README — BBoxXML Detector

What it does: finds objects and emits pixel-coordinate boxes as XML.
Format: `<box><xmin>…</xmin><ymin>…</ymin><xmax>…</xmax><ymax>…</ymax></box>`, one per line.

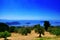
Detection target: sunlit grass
<box><xmin>35</xmin><ymin>36</ymin><xmax>60</xmax><ymax>40</ymax></box>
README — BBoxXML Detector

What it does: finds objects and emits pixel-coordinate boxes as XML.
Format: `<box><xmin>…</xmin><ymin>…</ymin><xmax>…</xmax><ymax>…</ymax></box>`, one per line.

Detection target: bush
<box><xmin>0</xmin><ymin>32</ymin><xmax>3</xmax><ymax>38</ymax></box>
<box><xmin>19</xmin><ymin>28</ymin><xmax>27</xmax><ymax>35</ymax></box>
<box><xmin>0</xmin><ymin>31</ymin><xmax>11</xmax><ymax>40</ymax></box>
<box><xmin>18</xmin><ymin>27</ymin><xmax>31</xmax><ymax>35</ymax></box>
<box><xmin>14</xmin><ymin>27</ymin><xmax>18</xmax><ymax>33</ymax></box>
<box><xmin>0</xmin><ymin>23</ymin><xmax>9</xmax><ymax>32</ymax></box>
<box><xmin>26</xmin><ymin>27</ymin><xmax>31</xmax><ymax>33</ymax></box>
<box><xmin>9</xmin><ymin>26</ymin><xmax>16</xmax><ymax>32</ymax></box>
<box><xmin>48</xmin><ymin>27</ymin><xmax>60</xmax><ymax>36</ymax></box>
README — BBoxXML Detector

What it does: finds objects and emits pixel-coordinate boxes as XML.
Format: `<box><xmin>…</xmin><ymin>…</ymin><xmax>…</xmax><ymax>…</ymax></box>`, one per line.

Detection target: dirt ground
<box><xmin>0</xmin><ymin>30</ymin><xmax>58</xmax><ymax>40</ymax></box>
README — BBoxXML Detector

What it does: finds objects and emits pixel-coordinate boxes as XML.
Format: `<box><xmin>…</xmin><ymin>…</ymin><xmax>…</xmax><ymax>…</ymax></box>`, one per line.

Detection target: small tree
<box><xmin>26</xmin><ymin>27</ymin><xmax>31</xmax><ymax>34</ymax></box>
<box><xmin>34</xmin><ymin>24</ymin><xmax>44</xmax><ymax>37</ymax></box>
<box><xmin>0</xmin><ymin>23</ymin><xmax>9</xmax><ymax>32</ymax></box>
<box><xmin>0</xmin><ymin>31</ymin><xmax>11</xmax><ymax>40</ymax></box>
<box><xmin>18</xmin><ymin>27</ymin><xmax>31</xmax><ymax>35</ymax></box>
<box><xmin>14</xmin><ymin>27</ymin><xmax>18</xmax><ymax>33</ymax></box>
<box><xmin>44</xmin><ymin>21</ymin><xmax>50</xmax><ymax>31</ymax></box>
<box><xmin>9</xmin><ymin>26</ymin><xmax>16</xmax><ymax>32</ymax></box>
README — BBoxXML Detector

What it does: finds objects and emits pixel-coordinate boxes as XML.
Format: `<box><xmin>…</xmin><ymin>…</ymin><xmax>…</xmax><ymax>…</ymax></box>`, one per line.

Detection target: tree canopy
<box><xmin>44</xmin><ymin>21</ymin><xmax>50</xmax><ymax>31</ymax></box>
<box><xmin>0</xmin><ymin>23</ymin><xmax>9</xmax><ymax>32</ymax></box>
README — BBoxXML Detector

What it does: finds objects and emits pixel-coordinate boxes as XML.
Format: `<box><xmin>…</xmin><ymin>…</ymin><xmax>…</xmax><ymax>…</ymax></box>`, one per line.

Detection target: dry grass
<box><xmin>0</xmin><ymin>30</ymin><xmax>60</xmax><ymax>40</ymax></box>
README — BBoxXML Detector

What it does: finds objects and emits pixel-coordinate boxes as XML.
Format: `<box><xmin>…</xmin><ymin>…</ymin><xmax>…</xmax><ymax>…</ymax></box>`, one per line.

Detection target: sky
<box><xmin>0</xmin><ymin>0</ymin><xmax>60</xmax><ymax>20</ymax></box>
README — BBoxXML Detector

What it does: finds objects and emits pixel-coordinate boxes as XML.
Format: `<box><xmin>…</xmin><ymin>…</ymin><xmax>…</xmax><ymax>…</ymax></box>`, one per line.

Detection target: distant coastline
<box><xmin>0</xmin><ymin>19</ymin><xmax>60</xmax><ymax>26</ymax></box>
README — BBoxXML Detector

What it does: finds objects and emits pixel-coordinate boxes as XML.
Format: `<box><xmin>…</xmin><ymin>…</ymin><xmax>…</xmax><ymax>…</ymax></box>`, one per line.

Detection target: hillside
<box><xmin>0</xmin><ymin>30</ymin><xmax>57</xmax><ymax>40</ymax></box>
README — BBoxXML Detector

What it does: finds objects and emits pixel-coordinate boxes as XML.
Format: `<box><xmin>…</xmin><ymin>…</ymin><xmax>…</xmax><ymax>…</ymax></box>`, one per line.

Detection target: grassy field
<box><xmin>35</xmin><ymin>36</ymin><xmax>60</xmax><ymax>40</ymax></box>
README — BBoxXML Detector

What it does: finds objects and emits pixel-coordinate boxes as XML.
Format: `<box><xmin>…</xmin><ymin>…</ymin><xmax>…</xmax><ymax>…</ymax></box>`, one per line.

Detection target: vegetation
<box><xmin>0</xmin><ymin>31</ymin><xmax>11</xmax><ymax>40</ymax></box>
<box><xmin>0</xmin><ymin>23</ymin><xmax>9</xmax><ymax>32</ymax></box>
<box><xmin>35</xmin><ymin>37</ymin><xmax>59</xmax><ymax>40</ymax></box>
<box><xmin>9</xmin><ymin>26</ymin><xmax>16</xmax><ymax>32</ymax></box>
<box><xmin>48</xmin><ymin>27</ymin><xmax>60</xmax><ymax>36</ymax></box>
<box><xmin>34</xmin><ymin>24</ymin><xmax>44</xmax><ymax>37</ymax></box>
<box><xmin>18</xmin><ymin>27</ymin><xmax>31</xmax><ymax>35</ymax></box>
<box><xmin>44</xmin><ymin>21</ymin><xmax>50</xmax><ymax>31</ymax></box>
<box><xmin>0</xmin><ymin>22</ymin><xmax>60</xmax><ymax>40</ymax></box>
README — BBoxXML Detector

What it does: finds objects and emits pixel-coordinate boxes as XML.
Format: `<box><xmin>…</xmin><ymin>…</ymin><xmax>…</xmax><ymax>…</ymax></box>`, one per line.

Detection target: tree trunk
<box><xmin>4</xmin><ymin>37</ymin><xmax>7</xmax><ymax>40</ymax></box>
<box><xmin>39</xmin><ymin>33</ymin><xmax>41</xmax><ymax>37</ymax></box>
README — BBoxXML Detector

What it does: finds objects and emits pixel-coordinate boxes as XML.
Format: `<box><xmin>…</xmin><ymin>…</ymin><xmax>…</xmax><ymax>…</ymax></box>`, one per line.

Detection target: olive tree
<box><xmin>34</xmin><ymin>24</ymin><xmax>44</xmax><ymax>37</ymax></box>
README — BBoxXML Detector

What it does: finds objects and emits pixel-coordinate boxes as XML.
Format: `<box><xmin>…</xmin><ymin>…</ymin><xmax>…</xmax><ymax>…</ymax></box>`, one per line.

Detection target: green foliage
<box><xmin>44</xmin><ymin>21</ymin><xmax>50</xmax><ymax>31</ymax></box>
<box><xmin>18</xmin><ymin>27</ymin><xmax>31</xmax><ymax>35</ymax></box>
<box><xmin>0</xmin><ymin>32</ymin><xmax>3</xmax><ymax>38</ymax></box>
<box><xmin>14</xmin><ymin>27</ymin><xmax>18</xmax><ymax>33</ymax></box>
<box><xmin>35</xmin><ymin>27</ymin><xmax>44</xmax><ymax>35</ymax></box>
<box><xmin>2</xmin><ymin>31</ymin><xmax>11</xmax><ymax>38</ymax></box>
<box><xmin>26</xmin><ymin>27</ymin><xmax>31</xmax><ymax>33</ymax></box>
<box><xmin>0</xmin><ymin>31</ymin><xmax>11</xmax><ymax>40</ymax></box>
<box><xmin>9</xmin><ymin>26</ymin><xmax>16</xmax><ymax>32</ymax></box>
<box><xmin>0</xmin><ymin>23</ymin><xmax>9</xmax><ymax>32</ymax></box>
<box><xmin>34</xmin><ymin>24</ymin><xmax>44</xmax><ymax>37</ymax></box>
<box><xmin>33</xmin><ymin>24</ymin><xmax>40</xmax><ymax>29</ymax></box>
<box><xmin>19</xmin><ymin>28</ymin><xmax>27</xmax><ymax>35</ymax></box>
<box><xmin>48</xmin><ymin>27</ymin><xmax>60</xmax><ymax>36</ymax></box>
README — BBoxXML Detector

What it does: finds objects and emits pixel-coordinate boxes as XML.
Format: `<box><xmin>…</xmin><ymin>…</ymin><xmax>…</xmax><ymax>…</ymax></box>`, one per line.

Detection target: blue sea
<box><xmin>0</xmin><ymin>19</ymin><xmax>60</xmax><ymax>26</ymax></box>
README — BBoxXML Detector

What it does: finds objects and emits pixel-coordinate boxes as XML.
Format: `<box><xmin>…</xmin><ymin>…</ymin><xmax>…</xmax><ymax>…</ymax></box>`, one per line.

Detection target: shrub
<box><xmin>0</xmin><ymin>31</ymin><xmax>11</xmax><ymax>40</ymax></box>
<box><xmin>48</xmin><ymin>27</ymin><xmax>60</xmax><ymax>36</ymax></box>
<box><xmin>26</xmin><ymin>27</ymin><xmax>31</xmax><ymax>33</ymax></box>
<box><xmin>0</xmin><ymin>23</ymin><xmax>9</xmax><ymax>32</ymax></box>
<box><xmin>9</xmin><ymin>26</ymin><xmax>16</xmax><ymax>32</ymax></box>
<box><xmin>19</xmin><ymin>28</ymin><xmax>27</xmax><ymax>35</ymax></box>
<box><xmin>18</xmin><ymin>27</ymin><xmax>31</xmax><ymax>35</ymax></box>
<box><xmin>0</xmin><ymin>32</ymin><xmax>3</xmax><ymax>38</ymax></box>
<box><xmin>14</xmin><ymin>27</ymin><xmax>18</xmax><ymax>33</ymax></box>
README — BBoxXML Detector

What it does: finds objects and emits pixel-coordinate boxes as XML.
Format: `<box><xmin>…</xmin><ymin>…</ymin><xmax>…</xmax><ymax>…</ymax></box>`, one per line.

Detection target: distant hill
<box><xmin>0</xmin><ymin>19</ymin><xmax>60</xmax><ymax>26</ymax></box>
<box><xmin>6</xmin><ymin>21</ymin><xmax>20</xmax><ymax>25</ymax></box>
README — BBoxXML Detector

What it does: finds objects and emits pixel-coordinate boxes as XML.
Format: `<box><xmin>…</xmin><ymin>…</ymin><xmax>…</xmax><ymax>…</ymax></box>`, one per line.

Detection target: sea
<box><xmin>0</xmin><ymin>20</ymin><xmax>60</xmax><ymax>27</ymax></box>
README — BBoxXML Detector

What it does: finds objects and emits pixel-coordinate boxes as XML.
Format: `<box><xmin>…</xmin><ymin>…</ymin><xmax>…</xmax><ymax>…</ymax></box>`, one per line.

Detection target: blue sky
<box><xmin>0</xmin><ymin>0</ymin><xmax>60</xmax><ymax>20</ymax></box>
